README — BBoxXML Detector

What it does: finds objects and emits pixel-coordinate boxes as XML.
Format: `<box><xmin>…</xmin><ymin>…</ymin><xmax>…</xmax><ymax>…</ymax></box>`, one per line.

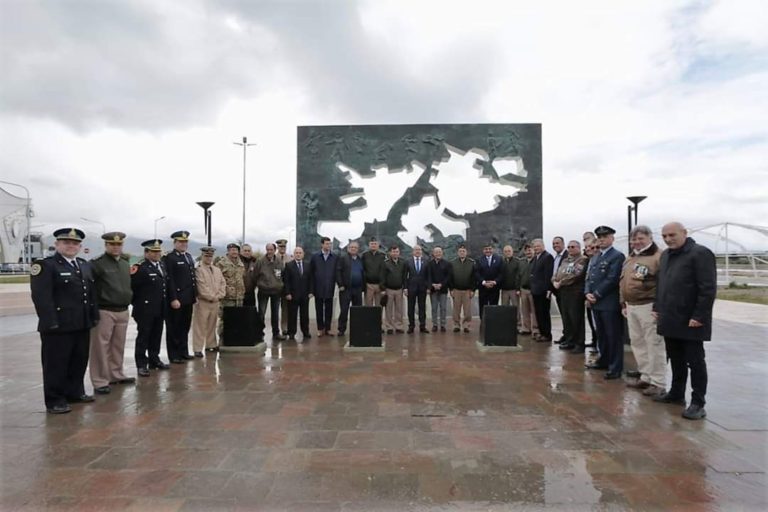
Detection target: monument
<box><xmin>296</xmin><ymin>124</ymin><xmax>542</xmax><ymax>257</ymax></box>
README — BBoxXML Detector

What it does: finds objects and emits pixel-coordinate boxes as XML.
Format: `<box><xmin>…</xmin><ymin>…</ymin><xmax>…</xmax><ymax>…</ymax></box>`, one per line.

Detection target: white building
<box><xmin>0</xmin><ymin>186</ymin><xmax>32</xmax><ymax>264</ymax></box>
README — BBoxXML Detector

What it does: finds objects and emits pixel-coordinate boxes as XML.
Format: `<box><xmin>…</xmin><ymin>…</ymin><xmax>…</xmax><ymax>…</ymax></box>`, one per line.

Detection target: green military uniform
<box><xmin>215</xmin><ymin>254</ymin><xmax>245</xmax><ymax>339</ymax></box>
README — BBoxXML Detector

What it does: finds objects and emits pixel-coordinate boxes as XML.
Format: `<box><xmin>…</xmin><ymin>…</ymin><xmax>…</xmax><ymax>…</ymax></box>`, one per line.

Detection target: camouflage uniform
<box><xmin>215</xmin><ymin>256</ymin><xmax>245</xmax><ymax>339</ymax></box>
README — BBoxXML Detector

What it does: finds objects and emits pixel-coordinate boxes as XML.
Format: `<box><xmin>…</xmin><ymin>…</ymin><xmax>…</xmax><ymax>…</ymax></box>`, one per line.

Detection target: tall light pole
<box><xmin>626</xmin><ymin>196</ymin><xmax>647</xmax><ymax>251</ymax></box>
<box><xmin>196</xmin><ymin>202</ymin><xmax>214</xmax><ymax>247</ymax></box>
<box><xmin>154</xmin><ymin>216</ymin><xmax>166</xmax><ymax>239</ymax></box>
<box><xmin>233</xmin><ymin>136</ymin><xmax>256</xmax><ymax>244</ymax></box>
<box><xmin>0</xmin><ymin>180</ymin><xmax>31</xmax><ymax>265</ymax></box>
<box><xmin>80</xmin><ymin>217</ymin><xmax>106</xmax><ymax>234</ymax></box>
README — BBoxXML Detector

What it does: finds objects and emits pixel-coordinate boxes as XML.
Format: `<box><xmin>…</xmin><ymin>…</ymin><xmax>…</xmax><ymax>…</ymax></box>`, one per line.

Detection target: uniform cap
<box><xmin>200</xmin><ymin>246</ymin><xmax>216</xmax><ymax>255</ymax></box>
<box><xmin>594</xmin><ymin>226</ymin><xmax>616</xmax><ymax>236</ymax></box>
<box><xmin>171</xmin><ymin>230</ymin><xmax>191</xmax><ymax>241</ymax></box>
<box><xmin>227</xmin><ymin>243</ymin><xmax>241</xmax><ymax>250</ymax></box>
<box><xmin>102</xmin><ymin>231</ymin><xmax>126</xmax><ymax>244</ymax></box>
<box><xmin>54</xmin><ymin>228</ymin><xmax>85</xmax><ymax>241</ymax></box>
<box><xmin>141</xmin><ymin>239</ymin><xmax>163</xmax><ymax>251</ymax></box>
<box><xmin>275</xmin><ymin>239</ymin><xmax>287</xmax><ymax>247</ymax></box>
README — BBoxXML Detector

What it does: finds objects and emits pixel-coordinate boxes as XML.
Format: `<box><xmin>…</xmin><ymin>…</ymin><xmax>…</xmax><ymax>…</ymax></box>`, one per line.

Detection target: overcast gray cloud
<box><xmin>0</xmin><ymin>0</ymin><xmax>766</xmax><ymax>253</ymax></box>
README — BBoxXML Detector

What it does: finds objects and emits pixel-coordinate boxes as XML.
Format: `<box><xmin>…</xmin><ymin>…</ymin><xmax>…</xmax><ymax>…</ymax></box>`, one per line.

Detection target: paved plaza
<box><xmin>1</xmin><ymin>286</ymin><xmax>766</xmax><ymax>511</ymax></box>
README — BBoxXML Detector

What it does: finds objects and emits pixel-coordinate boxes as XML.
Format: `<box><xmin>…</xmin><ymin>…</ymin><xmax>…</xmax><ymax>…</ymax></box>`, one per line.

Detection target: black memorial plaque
<box><xmin>480</xmin><ymin>305</ymin><xmax>518</xmax><ymax>346</ymax></box>
<box><xmin>222</xmin><ymin>306</ymin><xmax>264</xmax><ymax>346</ymax></box>
<box><xmin>349</xmin><ymin>306</ymin><xmax>383</xmax><ymax>347</ymax></box>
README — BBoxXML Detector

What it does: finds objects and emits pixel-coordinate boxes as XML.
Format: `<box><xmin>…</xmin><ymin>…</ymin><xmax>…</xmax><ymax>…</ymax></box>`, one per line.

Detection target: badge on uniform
<box><xmin>130</xmin><ymin>264</ymin><xmax>139</xmax><ymax>275</ymax></box>
<box><xmin>30</xmin><ymin>263</ymin><xmax>42</xmax><ymax>276</ymax></box>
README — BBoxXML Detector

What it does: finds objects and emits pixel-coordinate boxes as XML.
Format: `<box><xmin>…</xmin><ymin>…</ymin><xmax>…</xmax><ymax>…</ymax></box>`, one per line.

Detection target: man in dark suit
<box><xmin>163</xmin><ymin>230</ymin><xmax>197</xmax><ymax>363</ymax></box>
<box><xmin>30</xmin><ymin>228</ymin><xmax>99</xmax><ymax>414</ymax></box>
<box><xmin>283</xmin><ymin>246</ymin><xmax>312</xmax><ymax>341</ymax></box>
<box><xmin>530</xmin><ymin>238</ymin><xmax>555</xmax><ymax>342</ymax></box>
<box><xmin>550</xmin><ymin>236</ymin><xmax>567</xmax><ymax>342</ymax></box>
<box><xmin>584</xmin><ymin>226</ymin><xmax>626</xmax><ymax>380</ymax></box>
<box><xmin>335</xmin><ymin>241</ymin><xmax>364</xmax><ymax>336</ymax></box>
<box><xmin>405</xmin><ymin>244</ymin><xmax>430</xmax><ymax>334</ymax></box>
<box><xmin>474</xmin><ymin>241</ymin><xmax>503</xmax><ymax>321</ymax></box>
<box><xmin>309</xmin><ymin>236</ymin><xmax>337</xmax><ymax>336</ymax></box>
<box><xmin>131</xmin><ymin>239</ymin><xmax>170</xmax><ymax>376</ymax></box>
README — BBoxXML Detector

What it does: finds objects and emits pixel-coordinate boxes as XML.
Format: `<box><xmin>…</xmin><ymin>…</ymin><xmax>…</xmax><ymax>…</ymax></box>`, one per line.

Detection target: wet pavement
<box><xmin>1</xmin><ymin>301</ymin><xmax>766</xmax><ymax>511</ymax></box>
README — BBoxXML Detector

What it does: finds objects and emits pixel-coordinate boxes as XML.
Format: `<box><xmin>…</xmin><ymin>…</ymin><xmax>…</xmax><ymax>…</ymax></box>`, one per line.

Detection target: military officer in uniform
<box><xmin>30</xmin><ymin>228</ymin><xmax>99</xmax><ymax>414</ymax></box>
<box><xmin>131</xmin><ymin>239</ymin><xmax>170</xmax><ymax>376</ymax></box>
<box><xmin>215</xmin><ymin>242</ymin><xmax>245</xmax><ymax>345</ymax></box>
<box><xmin>163</xmin><ymin>230</ymin><xmax>197</xmax><ymax>363</ymax></box>
<box><xmin>584</xmin><ymin>226</ymin><xmax>626</xmax><ymax>379</ymax></box>
<box><xmin>193</xmin><ymin>246</ymin><xmax>226</xmax><ymax>355</ymax></box>
<box><xmin>89</xmin><ymin>232</ymin><xmax>135</xmax><ymax>394</ymax></box>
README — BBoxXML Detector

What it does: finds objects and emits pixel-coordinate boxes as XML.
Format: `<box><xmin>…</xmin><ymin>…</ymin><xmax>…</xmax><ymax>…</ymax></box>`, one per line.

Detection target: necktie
<box><xmin>487</xmin><ymin>256</ymin><xmax>491</xmax><ymax>266</ymax></box>
<box><xmin>298</xmin><ymin>261</ymin><xmax>303</xmax><ymax>275</ymax></box>
<box><xmin>156</xmin><ymin>262</ymin><xmax>164</xmax><ymax>276</ymax></box>
<box><xmin>70</xmin><ymin>259</ymin><xmax>79</xmax><ymax>271</ymax></box>
<box><xmin>416</xmin><ymin>258</ymin><xmax>420</xmax><ymax>272</ymax></box>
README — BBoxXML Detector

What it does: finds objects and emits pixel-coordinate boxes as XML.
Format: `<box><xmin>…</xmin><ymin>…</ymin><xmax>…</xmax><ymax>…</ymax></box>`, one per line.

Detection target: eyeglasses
<box><xmin>567</xmin><ymin>245</ymin><xmax>578</xmax><ymax>248</ymax></box>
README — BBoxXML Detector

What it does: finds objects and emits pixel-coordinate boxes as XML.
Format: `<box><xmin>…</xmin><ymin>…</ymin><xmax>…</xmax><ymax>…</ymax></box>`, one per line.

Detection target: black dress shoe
<box><xmin>440</xmin><ymin>326</ymin><xmax>446</xmax><ymax>332</ymax></box>
<box><xmin>407</xmin><ymin>327</ymin><xmax>415</xmax><ymax>334</ymax></box>
<box><xmin>420</xmin><ymin>327</ymin><xmax>430</xmax><ymax>334</ymax></box>
<box><xmin>518</xmin><ymin>330</ymin><xmax>532</xmax><ymax>335</ymax></box>
<box><xmin>149</xmin><ymin>361</ymin><xmax>170</xmax><ymax>370</ymax></box>
<box><xmin>274</xmin><ymin>334</ymin><xmax>287</xmax><ymax>341</ymax></box>
<box><xmin>118</xmin><ymin>377</ymin><xmax>136</xmax><ymax>384</ymax></box>
<box><xmin>194</xmin><ymin>352</ymin><xmax>204</xmax><ymax>358</ymax></box>
<box><xmin>138</xmin><ymin>368</ymin><xmax>151</xmax><ymax>377</ymax></box>
<box><xmin>182</xmin><ymin>354</ymin><xmax>194</xmax><ymax>360</ymax></box>
<box><xmin>626</xmin><ymin>370</ymin><xmax>642</xmax><ymax>379</ymax></box>
<box><xmin>570</xmin><ymin>347</ymin><xmax>586</xmax><ymax>354</ymax></box>
<box><xmin>559</xmin><ymin>344</ymin><xmax>575</xmax><ymax>350</ymax></box>
<box><xmin>652</xmin><ymin>392</ymin><xmax>686</xmax><ymax>405</ymax></box>
<box><xmin>68</xmin><ymin>394</ymin><xmax>95</xmax><ymax>403</ymax></box>
<box><xmin>171</xmin><ymin>359</ymin><xmax>184</xmax><ymax>364</ymax></box>
<box><xmin>603</xmin><ymin>373</ymin><xmax>622</xmax><ymax>380</ymax></box>
<box><xmin>431</xmin><ymin>326</ymin><xmax>438</xmax><ymax>332</ymax></box>
<box><xmin>336</xmin><ymin>331</ymin><xmax>345</xmax><ymax>337</ymax></box>
<box><xmin>453</xmin><ymin>327</ymin><xmax>460</xmax><ymax>333</ymax></box>
<box><xmin>585</xmin><ymin>363</ymin><xmax>608</xmax><ymax>370</ymax></box>
<box><xmin>47</xmin><ymin>404</ymin><xmax>72</xmax><ymax>414</ymax></box>
<box><xmin>205</xmin><ymin>347</ymin><xmax>216</xmax><ymax>352</ymax></box>
<box><xmin>94</xmin><ymin>386</ymin><xmax>111</xmax><ymax>395</ymax></box>
<box><xmin>395</xmin><ymin>329</ymin><xmax>405</xmax><ymax>334</ymax></box>
<box><xmin>463</xmin><ymin>328</ymin><xmax>470</xmax><ymax>333</ymax></box>
<box><xmin>288</xmin><ymin>335</ymin><xmax>297</xmax><ymax>341</ymax></box>
<box><xmin>589</xmin><ymin>348</ymin><xmax>599</xmax><ymax>354</ymax></box>
<box><xmin>682</xmin><ymin>404</ymin><xmax>706</xmax><ymax>420</ymax></box>
<box><xmin>386</xmin><ymin>329</ymin><xmax>394</xmax><ymax>335</ymax></box>
<box><xmin>302</xmin><ymin>333</ymin><xmax>312</xmax><ymax>339</ymax></box>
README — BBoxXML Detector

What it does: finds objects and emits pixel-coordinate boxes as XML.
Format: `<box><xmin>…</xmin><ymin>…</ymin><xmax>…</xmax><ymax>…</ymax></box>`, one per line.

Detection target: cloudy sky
<box><xmin>1</xmin><ymin>0</ymin><xmax>766</xmax><ymax>252</ymax></box>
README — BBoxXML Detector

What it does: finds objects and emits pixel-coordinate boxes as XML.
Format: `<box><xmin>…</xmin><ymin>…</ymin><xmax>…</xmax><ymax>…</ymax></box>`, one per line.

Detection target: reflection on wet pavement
<box><xmin>0</xmin><ymin>314</ymin><xmax>766</xmax><ymax>510</ymax></box>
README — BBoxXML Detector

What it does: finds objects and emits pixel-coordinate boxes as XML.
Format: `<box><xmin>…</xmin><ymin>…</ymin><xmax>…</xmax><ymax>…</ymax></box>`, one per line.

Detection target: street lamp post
<box><xmin>233</xmin><ymin>136</ymin><xmax>256</xmax><ymax>244</ymax></box>
<box><xmin>154</xmin><ymin>216</ymin><xmax>166</xmax><ymax>239</ymax></box>
<box><xmin>196</xmin><ymin>202</ymin><xmax>215</xmax><ymax>247</ymax></box>
<box><xmin>0</xmin><ymin>180</ymin><xmax>31</xmax><ymax>265</ymax></box>
<box><xmin>80</xmin><ymin>217</ymin><xmax>106</xmax><ymax>234</ymax></box>
<box><xmin>626</xmin><ymin>196</ymin><xmax>647</xmax><ymax>251</ymax></box>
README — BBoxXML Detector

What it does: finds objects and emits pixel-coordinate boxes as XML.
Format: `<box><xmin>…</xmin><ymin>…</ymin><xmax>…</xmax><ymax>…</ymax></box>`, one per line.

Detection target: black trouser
<box><xmin>560</xmin><ymin>288</ymin><xmax>585</xmax><ymax>348</ymax></box>
<box><xmin>315</xmin><ymin>297</ymin><xmax>333</xmax><ymax>331</ymax></box>
<box><xmin>243</xmin><ymin>290</ymin><xmax>256</xmax><ymax>308</ymax></box>
<box><xmin>287</xmin><ymin>297</ymin><xmax>310</xmax><ymax>337</ymax></box>
<box><xmin>478</xmin><ymin>287</ymin><xmax>500</xmax><ymax>319</ymax></box>
<box><xmin>40</xmin><ymin>330</ymin><xmax>89</xmax><ymax>408</ymax></box>
<box><xmin>166</xmin><ymin>303</ymin><xmax>193</xmax><ymax>360</ymax></box>
<box><xmin>258</xmin><ymin>291</ymin><xmax>282</xmax><ymax>336</ymax></box>
<box><xmin>665</xmin><ymin>337</ymin><xmax>707</xmax><ymax>405</ymax></box>
<box><xmin>135</xmin><ymin>315</ymin><xmax>163</xmax><ymax>368</ymax></box>
<box><xmin>553</xmin><ymin>289</ymin><xmax>566</xmax><ymax>340</ymax></box>
<box><xmin>594</xmin><ymin>309</ymin><xmax>624</xmax><ymax>374</ymax></box>
<box><xmin>407</xmin><ymin>290</ymin><xmax>427</xmax><ymax>328</ymax></box>
<box><xmin>532</xmin><ymin>293</ymin><xmax>552</xmax><ymax>339</ymax></box>
<box><xmin>587</xmin><ymin>308</ymin><xmax>598</xmax><ymax>343</ymax></box>
<box><xmin>338</xmin><ymin>287</ymin><xmax>363</xmax><ymax>333</ymax></box>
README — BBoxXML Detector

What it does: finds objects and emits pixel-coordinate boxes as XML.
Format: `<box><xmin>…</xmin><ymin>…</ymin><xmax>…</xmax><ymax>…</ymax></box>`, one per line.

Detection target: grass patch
<box><xmin>718</xmin><ymin>286</ymin><xmax>768</xmax><ymax>306</ymax></box>
<box><xmin>0</xmin><ymin>275</ymin><xmax>30</xmax><ymax>284</ymax></box>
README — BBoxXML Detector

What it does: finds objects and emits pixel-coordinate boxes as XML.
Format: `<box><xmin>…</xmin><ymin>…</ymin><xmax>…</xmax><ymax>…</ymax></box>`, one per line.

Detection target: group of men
<box><xmin>30</xmin><ymin>221</ymin><xmax>716</xmax><ymax>420</ymax></box>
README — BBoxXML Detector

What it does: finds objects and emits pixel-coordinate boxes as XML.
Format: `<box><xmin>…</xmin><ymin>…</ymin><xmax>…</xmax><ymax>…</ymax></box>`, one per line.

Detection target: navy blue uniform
<box><xmin>30</xmin><ymin>254</ymin><xmax>99</xmax><ymax>409</ymax></box>
<box><xmin>163</xmin><ymin>250</ymin><xmax>197</xmax><ymax>360</ymax></box>
<box><xmin>131</xmin><ymin>259</ymin><xmax>168</xmax><ymax>368</ymax></box>
<box><xmin>584</xmin><ymin>246</ymin><xmax>626</xmax><ymax>375</ymax></box>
